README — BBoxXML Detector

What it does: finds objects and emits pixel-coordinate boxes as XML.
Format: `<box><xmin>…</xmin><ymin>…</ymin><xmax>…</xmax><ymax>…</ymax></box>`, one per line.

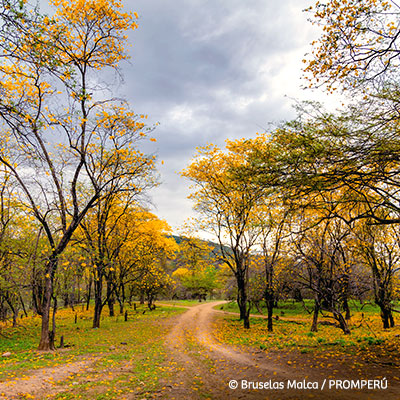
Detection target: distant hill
<box><xmin>170</xmin><ymin>235</ymin><xmax>231</xmax><ymax>257</ymax></box>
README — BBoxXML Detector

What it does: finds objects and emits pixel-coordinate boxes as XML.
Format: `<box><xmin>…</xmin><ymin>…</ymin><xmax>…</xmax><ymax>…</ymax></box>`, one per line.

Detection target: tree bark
<box><xmin>38</xmin><ymin>273</ymin><xmax>55</xmax><ymax>351</ymax></box>
<box><xmin>343</xmin><ymin>297</ymin><xmax>351</xmax><ymax>320</ymax></box>
<box><xmin>266</xmin><ymin>296</ymin><xmax>274</xmax><ymax>332</ymax></box>
<box><xmin>311</xmin><ymin>298</ymin><xmax>320</xmax><ymax>332</ymax></box>
<box><xmin>380</xmin><ymin>307</ymin><xmax>395</xmax><ymax>329</ymax></box>
<box><xmin>333</xmin><ymin>310</ymin><xmax>351</xmax><ymax>334</ymax></box>
<box><xmin>237</xmin><ymin>273</ymin><xmax>250</xmax><ymax>329</ymax></box>
<box><xmin>86</xmin><ymin>277</ymin><xmax>92</xmax><ymax>311</ymax></box>
<box><xmin>106</xmin><ymin>281</ymin><xmax>115</xmax><ymax>317</ymax></box>
<box><xmin>93</xmin><ymin>278</ymin><xmax>103</xmax><ymax>328</ymax></box>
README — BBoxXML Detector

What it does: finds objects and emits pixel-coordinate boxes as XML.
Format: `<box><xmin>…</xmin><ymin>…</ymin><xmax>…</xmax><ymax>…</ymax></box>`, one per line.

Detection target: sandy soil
<box><xmin>0</xmin><ymin>358</ymin><xmax>94</xmax><ymax>399</ymax></box>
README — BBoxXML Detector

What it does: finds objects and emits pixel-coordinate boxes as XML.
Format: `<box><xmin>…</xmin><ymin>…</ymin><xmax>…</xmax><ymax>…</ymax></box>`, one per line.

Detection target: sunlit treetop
<box><xmin>48</xmin><ymin>0</ymin><xmax>138</xmax><ymax>70</ymax></box>
<box><xmin>304</xmin><ymin>0</ymin><xmax>400</xmax><ymax>91</ymax></box>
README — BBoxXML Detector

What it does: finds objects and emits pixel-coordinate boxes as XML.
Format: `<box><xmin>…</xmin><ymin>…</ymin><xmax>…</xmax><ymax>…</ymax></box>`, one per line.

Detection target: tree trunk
<box><xmin>311</xmin><ymin>298</ymin><xmax>320</xmax><ymax>332</ymax></box>
<box><xmin>293</xmin><ymin>288</ymin><xmax>303</xmax><ymax>302</ymax></box>
<box><xmin>343</xmin><ymin>297</ymin><xmax>351</xmax><ymax>320</ymax></box>
<box><xmin>147</xmin><ymin>294</ymin><xmax>154</xmax><ymax>310</ymax></box>
<box><xmin>117</xmin><ymin>282</ymin><xmax>125</xmax><ymax>314</ymax></box>
<box><xmin>266</xmin><ymin>297</ymin><xmax>273</xmax><ymax>332</ymax></box>
<box><xmin>19</xmin><ymin>295</ymin><xmax>28</xmax><ymax>318</ymax></box>
<box><xmin>237</xmin><ymin>274</ymin><xmax>250</xmax><ymax>329</ymax></box>
<box><xmin>86</xmin><ymin>277</ymin><xmax>92</xmax><ymax>311</ymax></box>
<box><xmin>11</xmin><ymin>304</ymin><xmax>18</xmax><ymax>327</ymax></box>
<box><xmin>254</xmin><ymin>301</ymin><xmax>264</xmax><ymax>315</ymax></box>
<box><xmin>49</xmin><ymin>296</ymin><xmax>57</xmax><ymax>349</ymax></box>
<box><xmin>243</xmin><ymin>306</ymin><xmax>250</xmax><ymax>329</ymax></box>
<box><xmin>380</xmin><ymin>306</ymin><xmax>395</xmax><ymax>329</ymax></box>
<box><xmin>5</xmin><ymin>295</ymin><xmax>18</xmax><ymax>327</ymax></box>
<box><xmin>107</xmin><ymin>281</ymin><xmax>115</xmax><ymax>317</ymax></box>
<box><xmin>118</xmin><ymin>297</ymin><xmax>124</xmax><ymax>314</ymax></box>
<box><xmin>333</xmin><ymin>310</ymin><xmax>351</xmax><ymax>334</ymax></box>
<box><xmin>32</xmin><ymin>280</ymin><xmax>44</xmax><ymax>316</ymax></box>
<box><xmin>237</xmin><ymin>290</ymin><xmax>245</xmax><ymax>320</ymax></box>
<box><xmin>265</xmin><ymin>279</ymin><xmax>274</xmax><ymax>332</ymax></box>
<box><xmin>93</xmin><ymin>278</ymin><xmax>103</xmax><ymax>328</ymax></box>
<box><xmin>389</xmin><ymin>312</ymin><xmax>395</xmax><ymax>328</ymax></box>
<box><xmin>38</xmin><ymin>273</ymin><xmax>55</xmax><ymax>351</ymax></box>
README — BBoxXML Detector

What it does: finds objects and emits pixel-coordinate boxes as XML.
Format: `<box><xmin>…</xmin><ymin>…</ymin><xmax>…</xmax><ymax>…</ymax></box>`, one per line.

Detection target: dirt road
<box><xmin>162</xmin><ymin>301</ymin><xmax>400</xmax><ymax>400</ymax></box>
<box><xmin>0</xmin><ymin>302</ymin><xmax>398</xmax><ymax>400</ymax></box>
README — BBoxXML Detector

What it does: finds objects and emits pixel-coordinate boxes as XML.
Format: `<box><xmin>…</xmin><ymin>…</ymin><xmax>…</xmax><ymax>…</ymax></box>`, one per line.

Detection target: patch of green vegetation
<box><xmin>157</xmin><ymin>299</ymin><xmax>215</xmax><ymax>307</ymax></box>
<box><xmin>364</xmin><ymin>336</ymin><xmax>384</xmax><ymax>345</ymax></box>
<box><xmin>217</xmin><ymin>299</ymin><xmax>314</xmax><ymax>317</ymax></box>
<box><xmin>217</xmin><ymin>299</ymin><xmax>397</xmax><ymax>319</ymax></box>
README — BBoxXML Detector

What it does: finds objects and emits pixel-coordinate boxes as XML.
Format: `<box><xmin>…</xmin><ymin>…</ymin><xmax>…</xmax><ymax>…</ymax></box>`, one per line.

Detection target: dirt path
<box><xmin>0</xmin><ymin>359</ymin><xmax>94</xmax><ymax>399</ymax></box>
<box><xmin>0</xmin><ymin>303</ymin><xmax>398</xmax><ymax>399</ymax></box>
<box><xmin>162</xmin><ymin>301</ymin><xmax>400</xmax><ymax>400</ymax></box>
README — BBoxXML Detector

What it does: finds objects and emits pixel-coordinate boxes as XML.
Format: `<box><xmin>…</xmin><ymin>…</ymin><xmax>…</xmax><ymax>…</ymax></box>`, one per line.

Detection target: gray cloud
<box><xmin>114</xmin><ymin>0</ymin><xmax>321</xmax><ymax>231</ymax></box>
<box><xmin>36</xmin><ymin>0</ymin><xmax>324</xmax><ymax>231</ymax></box>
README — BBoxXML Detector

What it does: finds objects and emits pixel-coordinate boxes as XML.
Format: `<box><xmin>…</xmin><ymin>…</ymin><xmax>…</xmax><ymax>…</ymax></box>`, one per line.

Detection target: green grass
<box><xmin>217</xmin><ymin>299</ymin><xmax>314</xmax><ymax>316</ymax></box>
<box><xmin>0</xmin><ymin>303</ymin><xmax>185</xmax><ymax>399</ymax></box>
<box><xmin>217</xmin><ymin>299</ymin><xmax>385</xmax><ymax>317</ymax></box>
<box><xmin>156</xmin><ymin>299</ymin><xmax>215</xmax><ymax>307</ymax></box>
<box><xmin>213</xmin><ymin>305</ymin><xmax>400</xmax><ymax>364</ymax></box>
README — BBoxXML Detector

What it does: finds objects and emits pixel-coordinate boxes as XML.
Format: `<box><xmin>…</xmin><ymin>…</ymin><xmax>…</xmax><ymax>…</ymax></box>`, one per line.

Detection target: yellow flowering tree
<box><xmin>353</xmin><ymin>220</ymin><xmax>400</xmax><ymax>329</ymax></box>
<box><xmin>77</xmin><ymin>201</ymin><xmax>177</xmax><ymax>327</ymax></box>
<box><xmin>171</xmin><ymin>236</ymin><xmax>220</xmax><ymax>300</ymax></box>
<box><xmin>182</xmin><ymin>139</ymin><xmax>267</xmax><ymax>329</ymax></box>
<box><xmin>0</xmin><ymin>0</ymin><xmax>155</xmax><ymax>349</ymax></box>
<box><xmin>120</xmin><ymin>211</ymin><xmax>178</xmax><ymax>310</ymax></box>
<box><xmin>304</xmin><ymin>0</ymin><xmax>399</xmax><ymax>91</ymax></box>
<box><xmin>253</xmin><ymin>202</ymin><xmax>291</xmax><ymax>332</ymax></box>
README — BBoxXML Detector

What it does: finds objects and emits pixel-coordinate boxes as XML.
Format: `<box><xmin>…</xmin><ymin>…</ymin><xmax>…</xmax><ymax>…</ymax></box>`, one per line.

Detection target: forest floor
<box><xmin>0</xmin><ymin>301</ymin><xmax>399</xmax><ymax>399</ymax></box>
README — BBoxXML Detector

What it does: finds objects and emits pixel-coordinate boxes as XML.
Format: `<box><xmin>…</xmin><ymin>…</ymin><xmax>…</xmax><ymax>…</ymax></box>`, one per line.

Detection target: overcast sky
<box><xmin>43</xmin><ymin>1</ymin><xmax>336</xmax><ymax>234</ymax></box>
<box><xmin>121</xmin><ymin>0</ymin><xmax>338</xmax><ymax>234</ymax></box>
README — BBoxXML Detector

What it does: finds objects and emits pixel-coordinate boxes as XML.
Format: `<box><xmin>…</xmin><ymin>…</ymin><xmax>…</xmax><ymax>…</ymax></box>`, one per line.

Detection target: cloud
<box><xmin>36</xmin><ymin>0</ymin><xmax>325</xmax><ymax>232</ymax></box>
<box><xmin>112</xmin><ymin>0</ymin><xmax>323</xmax><ymax>231</ymax></box>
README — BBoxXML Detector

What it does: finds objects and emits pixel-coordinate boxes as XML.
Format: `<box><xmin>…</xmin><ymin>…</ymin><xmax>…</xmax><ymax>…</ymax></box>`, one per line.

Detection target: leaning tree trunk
<box><xmin>333</xmin><ymin>310</ymin><xmax>351</xmax><ymax>334</ymax></box>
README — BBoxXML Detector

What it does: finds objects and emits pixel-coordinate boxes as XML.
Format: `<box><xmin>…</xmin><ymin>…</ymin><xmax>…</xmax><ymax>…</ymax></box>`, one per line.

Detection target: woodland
<box><xmin>0</xmin><ymin>0</ymin><xmax>399</xmax><ymax>399</ymax></box>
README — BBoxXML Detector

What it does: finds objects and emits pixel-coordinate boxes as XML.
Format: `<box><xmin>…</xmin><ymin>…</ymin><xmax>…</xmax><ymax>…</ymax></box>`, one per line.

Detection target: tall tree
<box><xmin>77</xmin><ymin>202</ymin><xmax>176</xmax><ymax>327</ymax></box>
<box><xmin>291</xmin><ymin>203</ymin><xmax>353</xmax><ymax>334</ymax></box>
<box><xmin>255</xmin><ymin>203</ymin><xmax>290</xmax><ymax>332</ymax></box>
<box><xmin>182</xmin><ymin>140</ymin><xmax>266</xmax><ymax>329</ymax></box>
<box><xmin>354</xmin><ymin>220</ymin><xmax>399</xmax><ymax>328</ymax></box>
<box><xmin>0</xmin><ymin>0</ymin><xmax>155</xmax><ymax>350</ymax></box>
